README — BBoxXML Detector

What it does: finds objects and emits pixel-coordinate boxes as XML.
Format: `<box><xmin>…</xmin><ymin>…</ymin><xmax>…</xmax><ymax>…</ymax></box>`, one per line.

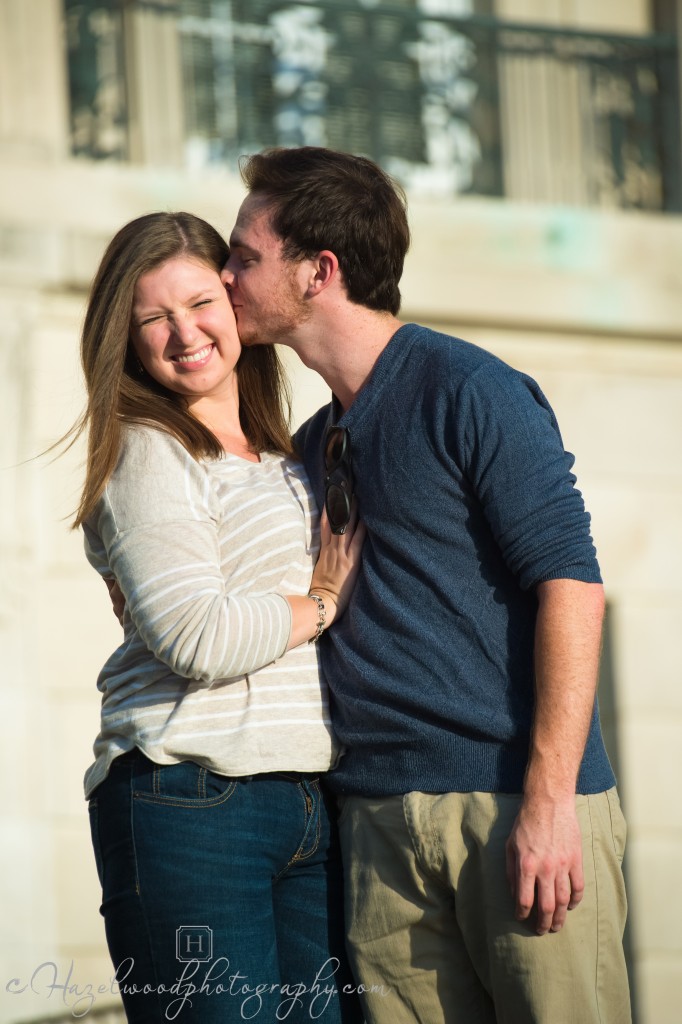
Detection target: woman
<box><xmin>73</xmin><ymin>212</ymin><xmax>364</xmax><ymax>1023</ymax></box>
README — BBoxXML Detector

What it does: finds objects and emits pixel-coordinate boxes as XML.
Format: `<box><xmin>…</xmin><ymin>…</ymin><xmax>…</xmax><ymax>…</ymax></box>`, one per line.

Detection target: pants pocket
<box><xmin>606</xmin><ymin>787</ymin><xmax>627</xmax><ymax>864</ymax></box>
<box><xmin>132</xmin><ymin>755</ymin><xmax>237</xmax><ymax>807</ymax></box>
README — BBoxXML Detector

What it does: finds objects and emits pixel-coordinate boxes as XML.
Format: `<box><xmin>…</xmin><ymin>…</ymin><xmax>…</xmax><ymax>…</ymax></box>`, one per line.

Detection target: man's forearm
<box><xmin>525</xmin><ymin>578</ymin><xmax>605</xmax><ymax>799</ymax></box>
<box><xmin>506</xmin><ymin>577</ymin><xmax>605</xmax><ymax>935</ymax></box>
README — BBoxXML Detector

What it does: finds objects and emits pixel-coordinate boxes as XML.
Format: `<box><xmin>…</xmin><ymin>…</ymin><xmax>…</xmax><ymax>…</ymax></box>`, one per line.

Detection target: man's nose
<box><xmin>221</xmin><ymin>263</ymin><xmax>235</xmax><ymax>287</ymax></box>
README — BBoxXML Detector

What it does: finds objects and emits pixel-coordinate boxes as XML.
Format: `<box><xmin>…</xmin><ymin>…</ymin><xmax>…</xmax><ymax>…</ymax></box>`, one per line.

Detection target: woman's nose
<box><xmin>173</xmin><ymin>314</ymin><xmax>197</xmax><ymax>345</ymax></box>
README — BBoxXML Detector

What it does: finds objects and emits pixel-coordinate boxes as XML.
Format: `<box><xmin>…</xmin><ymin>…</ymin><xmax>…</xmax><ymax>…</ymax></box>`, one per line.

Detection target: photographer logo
<box><xmin>176</xmin><ymin>926</ymin><xmax>213</xmax><ymax>963</ymax></box>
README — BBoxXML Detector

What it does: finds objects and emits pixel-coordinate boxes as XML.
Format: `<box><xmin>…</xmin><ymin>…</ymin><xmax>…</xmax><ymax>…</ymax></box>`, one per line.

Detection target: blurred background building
<box><xmin>1</xmin><ymin>1</ymin><xmax>681</xmax><ymax>1021</ymax></box>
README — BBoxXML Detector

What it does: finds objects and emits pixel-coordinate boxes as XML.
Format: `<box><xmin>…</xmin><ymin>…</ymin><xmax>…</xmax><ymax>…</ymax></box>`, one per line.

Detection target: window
<box><xmin>63</xmin><ymin>0</ymin><xmax>681</xmax><ymax>211</ymax></box>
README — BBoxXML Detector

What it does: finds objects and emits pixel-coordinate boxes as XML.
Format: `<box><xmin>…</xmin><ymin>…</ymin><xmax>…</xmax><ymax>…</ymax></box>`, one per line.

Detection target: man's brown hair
<box><xmin>240</xmin><ymin>147</ymin><xmax>410</xmax><ymax>316</ymax></box>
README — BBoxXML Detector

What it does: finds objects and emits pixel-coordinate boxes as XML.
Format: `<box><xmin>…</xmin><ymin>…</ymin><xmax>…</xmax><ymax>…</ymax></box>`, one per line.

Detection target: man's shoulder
<box><xmin>402</xmin><ymin>322</ymin><xmax>503</xmax><ymax>369</ymax></box>
<box><xmin>399</xmin><ymin>322</ymin><xmax>515</xmax><ymax>386</ymax></box>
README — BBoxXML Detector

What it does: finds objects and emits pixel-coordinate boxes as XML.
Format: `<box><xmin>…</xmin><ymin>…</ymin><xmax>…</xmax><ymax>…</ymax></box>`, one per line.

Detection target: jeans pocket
<box><xmin>133</xmin><ymin>758</ymin><xmax>237</xmax><ymax>808</ymax></box>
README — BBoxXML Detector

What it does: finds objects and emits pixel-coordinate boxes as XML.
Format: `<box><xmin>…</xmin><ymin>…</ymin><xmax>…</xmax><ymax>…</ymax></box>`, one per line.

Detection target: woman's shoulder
<box><xmin>115</xmin><ymin>421</ymin><xmax>201</xmax><ymax>476</ymax></box>
<box><xmin>98</xmin><ymin>423</ymin><xmax>216</xmax><ymax>532</ymax></box>
<box><xmin>120</xmin><ymin>420</ymin><xmax>186</xmax><ymax>453</ymax></box>
<box><xmin>107</xmin><ymin>422</ymin><xmax>207</xmax><ymax>503</ymax></box>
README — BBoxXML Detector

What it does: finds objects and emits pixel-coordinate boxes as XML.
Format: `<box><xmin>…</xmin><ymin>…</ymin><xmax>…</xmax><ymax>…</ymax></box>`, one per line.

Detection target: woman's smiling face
<box><xmin>131</xmin><ymin>257</ymin><xmax>241</xmax><ymax>401</ymax></box>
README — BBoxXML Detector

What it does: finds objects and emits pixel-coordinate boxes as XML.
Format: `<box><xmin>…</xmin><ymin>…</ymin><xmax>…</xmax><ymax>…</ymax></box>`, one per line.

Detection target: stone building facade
<box><xmin>0</xmin><ymin>2</ymin><xmax>680</xmax><ymax>1022</ymax></box>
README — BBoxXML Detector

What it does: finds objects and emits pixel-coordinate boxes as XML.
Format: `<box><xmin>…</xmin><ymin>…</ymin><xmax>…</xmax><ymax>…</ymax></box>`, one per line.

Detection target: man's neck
<box><xmin>287</xmin><ymin>307</ymin><xmax>404</xmax><ymax>413</ymax></box>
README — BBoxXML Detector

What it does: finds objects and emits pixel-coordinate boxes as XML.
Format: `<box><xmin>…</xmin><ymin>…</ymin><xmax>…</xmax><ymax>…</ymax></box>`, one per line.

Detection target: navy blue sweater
<box><xmin>295</xmin><ymin>324</ymin><xmax>615</xmax><ymax>796</ymax></box>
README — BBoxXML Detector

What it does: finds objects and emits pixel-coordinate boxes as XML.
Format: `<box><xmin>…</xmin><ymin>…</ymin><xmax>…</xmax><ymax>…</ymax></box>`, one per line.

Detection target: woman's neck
<box><xmin>187</xmin><ymin>391</ymin><xmax>260</xmax><ymax>462</ymax></box>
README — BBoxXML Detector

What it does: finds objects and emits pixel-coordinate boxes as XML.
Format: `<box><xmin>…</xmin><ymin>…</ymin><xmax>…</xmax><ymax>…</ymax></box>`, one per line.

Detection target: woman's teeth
<box><xmin>175</xmin><ymin>345</ymin><xmax>213</xmax><ymax>364</ymax></box>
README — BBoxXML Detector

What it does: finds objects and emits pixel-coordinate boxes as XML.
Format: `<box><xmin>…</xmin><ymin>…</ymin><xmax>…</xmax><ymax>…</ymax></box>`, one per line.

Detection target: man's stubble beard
<box><xmin>236</xmin><ymin>267</ymin><xmax>312</xmax><ymax>348</ymax></box>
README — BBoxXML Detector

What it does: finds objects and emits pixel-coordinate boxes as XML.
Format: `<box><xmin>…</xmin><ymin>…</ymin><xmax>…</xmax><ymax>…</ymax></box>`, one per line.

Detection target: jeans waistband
<box><xmin>115</xmin><ymin>748</ymin><xmax>320</xmax><ymax>784</ymax></box>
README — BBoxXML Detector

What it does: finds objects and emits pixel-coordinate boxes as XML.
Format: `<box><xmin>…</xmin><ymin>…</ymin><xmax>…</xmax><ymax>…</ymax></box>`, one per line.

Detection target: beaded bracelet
<box><xmin>307</xmin><ymin>593</ymin><xmax>327</xmax><ymax>643</ymax></box>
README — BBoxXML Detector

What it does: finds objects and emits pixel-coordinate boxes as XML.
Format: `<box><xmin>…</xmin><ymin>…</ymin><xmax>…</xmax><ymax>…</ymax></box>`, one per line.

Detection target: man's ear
<box><xmin>305</xmin><ymin>250</ymin><xmax>339</xmax><ymax>297</ymax></box>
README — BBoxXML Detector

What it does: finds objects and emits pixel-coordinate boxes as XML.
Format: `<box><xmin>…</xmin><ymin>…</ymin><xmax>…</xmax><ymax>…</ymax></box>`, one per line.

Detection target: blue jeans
<box><xmin>89</xmin><ymin>750</ymin><xmax>362</xmax><ymax>1023</ymax></box>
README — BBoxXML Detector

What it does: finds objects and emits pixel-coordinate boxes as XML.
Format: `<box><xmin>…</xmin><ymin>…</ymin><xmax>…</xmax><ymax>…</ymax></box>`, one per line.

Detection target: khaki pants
<box><xmin>339</xmin><ymin>789</ymin><xmax>631</xmax><ymax>1024</ymax></box>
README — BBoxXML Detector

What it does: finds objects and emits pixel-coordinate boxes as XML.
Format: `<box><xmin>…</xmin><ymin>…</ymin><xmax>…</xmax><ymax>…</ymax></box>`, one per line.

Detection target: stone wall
<box><xmin>1</xmin><ymin>1</ymin><xmax>680</xmax><ymax>1021</ymax></box>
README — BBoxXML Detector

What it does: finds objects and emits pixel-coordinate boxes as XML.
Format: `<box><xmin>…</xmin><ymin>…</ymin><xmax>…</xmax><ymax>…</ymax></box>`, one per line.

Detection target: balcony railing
<box><xmin>63</xmin><ymin>0</ymin><xmax>681</xmax><ymax>212</ymax></box>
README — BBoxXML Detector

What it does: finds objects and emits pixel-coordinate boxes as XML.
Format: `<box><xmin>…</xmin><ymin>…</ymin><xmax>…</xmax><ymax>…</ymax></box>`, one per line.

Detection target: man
<box><xmin>221</xmin><ymin>146</ymin><xmax>630</xmax><ymax>1024</ymax></box>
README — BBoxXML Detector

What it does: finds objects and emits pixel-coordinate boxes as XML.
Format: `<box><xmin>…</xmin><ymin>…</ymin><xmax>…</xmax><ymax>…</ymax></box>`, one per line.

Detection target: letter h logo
<box><xmin>176</xmin><ymin>925</ymin><xmax>213</xmax><ymax>963</ymax></box>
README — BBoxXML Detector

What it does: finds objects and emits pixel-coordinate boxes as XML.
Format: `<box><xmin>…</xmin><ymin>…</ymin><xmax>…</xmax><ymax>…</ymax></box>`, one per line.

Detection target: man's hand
<box><xmin>505</xmin><ymin>794</ymin><xmax>584</xmax><ymax>935</ymax></box>
<box><xmin>103</xmin><ymin>577</ymin><xmax>125</xmax><ymax>625</ymax></box>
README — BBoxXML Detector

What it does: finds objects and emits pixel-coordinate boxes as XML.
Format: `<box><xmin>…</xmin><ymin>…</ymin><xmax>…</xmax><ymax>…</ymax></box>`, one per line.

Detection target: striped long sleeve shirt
<box><xmin>83</xmin><ymin>424</ymin><xmax>339</xmax><ymax>798</ymax></box>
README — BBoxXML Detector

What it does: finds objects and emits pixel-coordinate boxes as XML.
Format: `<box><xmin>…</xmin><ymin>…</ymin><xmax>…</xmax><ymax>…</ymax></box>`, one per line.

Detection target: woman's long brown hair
<box><xmin>68</xmin><ymin>212</ymin><xmax>292</xmax><ymax>528</ymax></box>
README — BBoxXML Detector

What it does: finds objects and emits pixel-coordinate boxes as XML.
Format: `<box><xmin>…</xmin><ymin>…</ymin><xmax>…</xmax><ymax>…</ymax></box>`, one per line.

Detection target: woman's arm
<box><xmin>103</xmin><ymin>510</ymin><xmax>364</xmax><ymax>651</ymax></box>
<box><xmin>93</xmin><ymin>427</ymin><xmax>363</xmax><ymax>683</ymax></box>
